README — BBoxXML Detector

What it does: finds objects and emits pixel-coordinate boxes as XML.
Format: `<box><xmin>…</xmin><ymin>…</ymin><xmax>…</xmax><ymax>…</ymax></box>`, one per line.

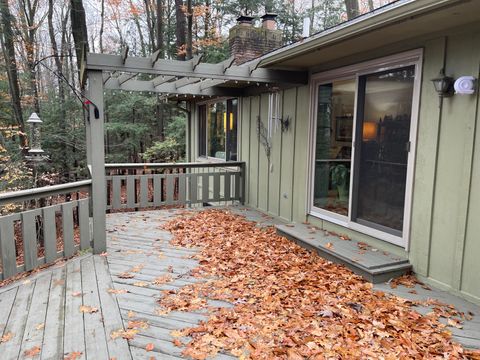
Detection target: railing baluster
<box><xmin>153</xmin><ymin>175</ymin><xmax>162</xmax><ymax>206</ymax></box>
<box><xmin>43</xmin><ymin>206</ymin><xmax>58</xmax><ymax>263</ymax></box>
<box><xmin>178</xmin><ymin>174</ymin><xmax>186</xmax><ymax>204</ymax></box>
<box><xmin>78</xmin><ymin>199</ymin><xmax>90</xmax><ymax>250</ymax></box>
<box><xmin>224</xmin><ymin>173</ymin><xmax>231</xmax><ymax>202</ymax></box>
<box><xmin>190</xmin><ymin>173</ymin><xmax>198</xmax><ymax>204</ymax></box>
<box><xmin>22</xmin><ymin>210</ymin><xmax>38</xmax><ymax>272</ymax></box>
<box><xmin>0</xmin><ymin>215</ymin><xmax>17</xmax><ymax>278</ymax></box>
<box><xmin>202</xmin><ymin>174</ymin><xmax>209</xmax><ymax>203</ymax></box>
<box><xmin>140</xmin><ymin>176</ymin><xmax>148</xmax><ymax>208</ymax></box>
<box><xmin>234</xmin><ymin>172</ymin><xmax>241</xmax><ymax>201</ymax></box>
<box><xmin>213</xmin><ymin>173</ymin><xmax>221</xmax><ymax>202</ymax></box>
<box><xmin>62</xmin><ymin>202</ymin><xmax>75</xmax><ymax>257</ymax></box>
<box><xmin>126</xmin><ymin>176</ymin><xmax>135</xmax><ymax>208</ymax></box>
<box><xmin>166</xmin><ymin>175</ymin><xmax>174</xmax><ymax>205</ymax></box>
<box><xmin>112</xmin><ymin>176</ymin><xmax>121</xmax><ymax>210</ymax></box>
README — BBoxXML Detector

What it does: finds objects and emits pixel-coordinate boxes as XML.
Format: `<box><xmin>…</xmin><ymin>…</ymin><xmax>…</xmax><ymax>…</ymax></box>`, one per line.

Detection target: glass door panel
<box><xmin>313</xmin><ymin>79</ymin><xmax>356</xmax><ymax>216</ymax></box>
<box><xmin>352</xmin><ymin>66</ymin><xmax>415</xmax><ymax>235</ymax></box>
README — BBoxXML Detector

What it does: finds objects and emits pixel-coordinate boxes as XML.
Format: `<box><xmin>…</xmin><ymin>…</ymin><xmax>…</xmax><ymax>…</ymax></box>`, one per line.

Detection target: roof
<box><xmin>255</xmin><ymin>0</ymin><xmax>480</xmax><ymax>69</ymax></box>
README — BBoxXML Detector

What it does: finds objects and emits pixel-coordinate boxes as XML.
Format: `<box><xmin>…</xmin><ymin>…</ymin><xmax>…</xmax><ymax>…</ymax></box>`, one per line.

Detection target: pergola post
<box><xmin>86</xmin><ymin>70</ymin><xmax>107</xmax><ymax>254</ymax></box>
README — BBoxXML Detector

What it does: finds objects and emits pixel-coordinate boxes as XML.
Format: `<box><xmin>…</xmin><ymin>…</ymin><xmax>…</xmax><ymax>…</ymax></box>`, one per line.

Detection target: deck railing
<box><xmin>105</xmin><ymin>162</ymin><xmax>246</xmax><ymax>211</ymax></box>
<box><xmin>0</xmin><ymin>180</ymin><xmax>92</xmax><ymax>280</ymax></box>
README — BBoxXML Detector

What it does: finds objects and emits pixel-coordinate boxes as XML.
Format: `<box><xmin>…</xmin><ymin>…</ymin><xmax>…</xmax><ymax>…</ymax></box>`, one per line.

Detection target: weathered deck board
<box><xmin>41</xmin><ymin>266</ymin><xmax>66</xmax><ymax>360</ymax></box>
<box><xmin>63</xmin><ymin>260</ymin><xmax>86</xmax><ymax>359</ymax></box>
<box><xmin>93</xmin><ymin>256</ymin><xmax>132</xmax><ymax>360</ymax></box>
<box><xmin>0</xmin><ymin>207</ymin><xmax>478</xmax><ymax>360</ymax></box>
<box><xmin>19</xmin><ymin>273</ymin><xmax>51</xmax><ymax>358</ymax></box>
<box><xmin>81</xmin><ymin>256</ymin><xmax>110</xmax><ymax>359</ymax></box>
<box><xmin>0</xmin><ymin>279</ymin><xmax>35</xmax><ymax>360</ymax></box>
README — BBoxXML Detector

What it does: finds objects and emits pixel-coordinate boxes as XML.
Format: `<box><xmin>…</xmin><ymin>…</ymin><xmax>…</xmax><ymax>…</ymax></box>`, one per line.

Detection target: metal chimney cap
<box><xmin>27</xmin><ymin>112</ymin><xmax>43</xmax><ymax>123</ymax></box>
<box><xmin>261</xmin><ymin>13</ymin><xmax>278</xmax><ymax>21</ymax></box>
<box><xmin>236</xmin><ymin>15</ymin><xmax>255</xmax><ymax>24</ymax></box>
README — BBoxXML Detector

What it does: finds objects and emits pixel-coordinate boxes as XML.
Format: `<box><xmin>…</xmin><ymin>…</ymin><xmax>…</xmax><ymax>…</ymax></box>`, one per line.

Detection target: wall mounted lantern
<box><xmin>431</xmin><ymin>69</ymin><xmax>454</xmax><ymax>98</ymax></box>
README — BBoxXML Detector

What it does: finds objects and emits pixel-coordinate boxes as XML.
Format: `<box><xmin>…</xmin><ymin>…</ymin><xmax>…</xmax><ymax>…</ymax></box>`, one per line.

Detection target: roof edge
<box><xmin>257</xmin><ymin>0</ymin><xmax>465</xmax><ymax>68</ymax></box>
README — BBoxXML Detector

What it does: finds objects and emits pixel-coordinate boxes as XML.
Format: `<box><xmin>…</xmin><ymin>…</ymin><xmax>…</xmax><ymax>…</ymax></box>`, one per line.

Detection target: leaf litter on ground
<box><xmin>157</xmin><ymin>209</ymin><xmax>479</xmax><ymax>359</ymax></box>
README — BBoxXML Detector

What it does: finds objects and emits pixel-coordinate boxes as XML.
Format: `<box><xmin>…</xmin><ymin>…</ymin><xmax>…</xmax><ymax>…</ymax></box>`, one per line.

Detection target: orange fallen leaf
<box><xmin>64</xmin><ymin>351</ymin><xmax>83</xmax><ymax>360</ymax></box>
<box><xmin>107</xmin><ymin>288</ymin><xmax>129</xmax><ymax>294</ymax></box>
<box><xmin>127</xmin><ymin>310</ymin><xmax>136</xmax><ymax>318</ymax></box>
<box><xmin>99</xmin><ymin>252</ymin><xmax>108</xmax><ymax>257</ymax></box>
<box><xmin>145</xmin><ymin>343</ymin><xmax>154</xmax><ymax>352</ymax></box>
<box><xmin>72</xmin><ymin>291</ymin><xmax>82</xmax><ymax>297</ymax></box>
<box><xmin>35</xmin><ymin>323</ymin><xmax>45</xmax><ymax>330</ymax></box>
<box><xmin>24</xmin><ymin>346</ymin><xmax>41</xmax><ymax>358</ymax></box>
<box><xmin>172</xmin><ymin>338</ymin><xmax>182</xmax><ymax>347</ymax></box>
<box><xmin>325</xmin><ymin>242</ymin><xmax>334</xmax><ymax>250</ymax></box>
<box><xmin>79</xmin><ymin>305</ymin><xmax>98</xmax><ymax>314</ymax></box>
<box><xmin>110</xmin><ymin>328</ymin><xmax>139</xmax><ymax>340</ymax></box>
<box><xmin>117</xmin><ymin>272</ymin><xmax>134</xmax><ymax>279</ymax></box>
<box><xmin>128</xmin><ymin>320</ymin><xmax>149</xmax><ymax>329</ymax></box>
<box><xmin>1</xmin><ymin>332</ymin><xmax>13</xmax><ymax>343</ymax></box>
<box><xmin>133</xmin><ymin>281</ymin><xmax>149</xmax><ymax>287</ymax></box>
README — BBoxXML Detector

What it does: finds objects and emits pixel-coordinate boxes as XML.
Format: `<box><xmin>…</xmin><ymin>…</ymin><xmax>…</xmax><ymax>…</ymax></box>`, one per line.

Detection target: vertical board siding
<box><xmin>258</xmin><ymin>94</ymin><xmax>270</xmax><ymax>212</ymax></box>
<box><xmin>409</xmin><ymin>37</ymin><xmax>446</xmax><ymax>276</ymax></box>
<box><xmin>292</xmin><ymin>86</ymin><xmax>310</xmax><ymax>223</ymax></box>
<box><xmin>268</xmin><ymin>92</ymin><xmax>283</xmax><ymax>216</ymax></box>
<box><xmin>428</xmin><ymin>32</ymin><xmax>480</xmax><ymax>291</ymax></box>
<box><xmin>248</xmin><ymin>97</ymin><xmax>260</xmax><ymax>207</ymax></box>
<box><xmin>241</xmin><ymin>99</ymin><xmax>251</xmax><ymax>202</ymax></box>
<box><xmin>279</xmin><ymin>88</ymin><xmax>298</xmax><ymax>221</ymax></box>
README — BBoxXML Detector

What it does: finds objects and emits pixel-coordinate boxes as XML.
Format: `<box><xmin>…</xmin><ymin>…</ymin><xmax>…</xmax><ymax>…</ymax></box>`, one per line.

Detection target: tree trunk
<box><xmin>48</xmin><ymin>0</ymin><xmax>69</xmax><ymax>178</ymax></box>
<box><xmin>156</xmin><ymin>0</ymin><xmax>164</xmax><ymax>56</ymax></box>
<box><xmin>0</xmin><ymin>0</ymin><xmax>25</xmax><ymax>144</ymax></box>
<box><xmin>204</xmin><ymin>0</ymin><xmax>210</xmax><ymax>37</ymax></box>
<box><xmin>368</xmin><ymin>0</ymin><xmax>374</xmax><ymax>11</ymax></box>
<box><xmin>144</xmin><ymin>0</ymin><xmax>156</xmax><ymax>52</ymax></box>
<box><xmin>185</xmin><ymin>0</ymin><xmax>192</xmax><ymax>60</ymax></box>
<box><xmin>175</xmin><ymin>0</ymin><xmax>186</xmax><ymax>60</ymax></box>
<box><xmin>99</xmin><ymin>0</ymin><xmax>105</xmax><ymax>52</ymax></box>
<box><xmin>344</xmin><ymin>0</ymin><xmax>359</xmax><ymax>19</ymax></box>
<box><xmin>70</xmin><ymin>0</ymin><xmax>89</xmax><ymax>84</ymax></box>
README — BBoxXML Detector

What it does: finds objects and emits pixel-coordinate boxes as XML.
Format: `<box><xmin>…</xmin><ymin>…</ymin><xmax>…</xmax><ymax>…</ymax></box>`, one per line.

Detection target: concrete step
<box><xmin>276</xmin><ymin>223</ymin><xmax>411</xmax><ymax>284</ymax></box>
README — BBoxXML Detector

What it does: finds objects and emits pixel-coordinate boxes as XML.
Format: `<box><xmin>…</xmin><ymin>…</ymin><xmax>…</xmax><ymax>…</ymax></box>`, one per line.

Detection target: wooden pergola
<box><xmin>81</xmin><ymin>50</ymin><xmax>308</xmax><ymax>253</ymax></box>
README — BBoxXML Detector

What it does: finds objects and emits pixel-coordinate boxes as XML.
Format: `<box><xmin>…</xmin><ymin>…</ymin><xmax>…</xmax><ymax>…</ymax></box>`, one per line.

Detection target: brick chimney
<box><xmin>229</xmin><ymin>13</ymin><xmax>283</xmax><ymax>65</ymax></box>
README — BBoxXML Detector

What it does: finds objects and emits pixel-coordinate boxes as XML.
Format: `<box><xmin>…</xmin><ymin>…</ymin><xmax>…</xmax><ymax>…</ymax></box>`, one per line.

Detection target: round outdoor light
<box><xmin>454</xmin><ymin>76</ymin><xmax>476</xmax><ymax>95</ymax></box>
<box><xmin>431</xmin><ymin>69</ymin><xmax>454</xmax><ymax>98</ymax></box>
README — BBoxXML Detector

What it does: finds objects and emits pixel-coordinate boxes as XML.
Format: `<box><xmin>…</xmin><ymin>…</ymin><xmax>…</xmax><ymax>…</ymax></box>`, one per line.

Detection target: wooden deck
<box><xmin>0</xmin><ymin>208</ymin><xmax>478</xmax><ymax>360</ymax></box>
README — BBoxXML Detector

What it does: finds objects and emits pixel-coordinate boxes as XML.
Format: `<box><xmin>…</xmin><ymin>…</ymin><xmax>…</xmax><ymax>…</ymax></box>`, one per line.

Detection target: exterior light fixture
<box><xmin>454</xmin><ymin>76</ymin><xmax>476</xmax><ymax>95</ymax></box>
<box><xmin>431</xmin><ymin>69</ymin><xmax>454</xmax><ymax>97</ymax></box>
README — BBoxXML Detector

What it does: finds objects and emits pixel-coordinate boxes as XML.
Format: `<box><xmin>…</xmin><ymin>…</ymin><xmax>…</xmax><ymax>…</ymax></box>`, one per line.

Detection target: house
<box><xmin>185</xmin><ymin>0</ymin><xmax>480</xmax><ymax>305</ymax></box>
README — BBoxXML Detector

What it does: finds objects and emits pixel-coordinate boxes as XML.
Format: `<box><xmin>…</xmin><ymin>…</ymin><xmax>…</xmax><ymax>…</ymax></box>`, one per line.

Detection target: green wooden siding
<box><xmin>189</xmin><ymin>23</ymin><xmax>480</xmax><ymax>304</ymax></box>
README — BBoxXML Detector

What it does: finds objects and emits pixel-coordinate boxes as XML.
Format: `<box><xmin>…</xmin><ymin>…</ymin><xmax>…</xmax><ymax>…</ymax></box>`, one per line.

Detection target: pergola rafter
<box><xmin>84</xmin><ymin>52</ymin><xmax>308</xmax><ymax>98</ymax></box>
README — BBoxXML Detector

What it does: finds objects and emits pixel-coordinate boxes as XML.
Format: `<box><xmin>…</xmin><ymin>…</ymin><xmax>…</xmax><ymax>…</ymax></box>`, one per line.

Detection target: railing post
<box><xmin>87</xmin><ymin>70</ymin><xmax>107</xmax><ymax>254</ymax></box>
<box><xmin>240</xmin><ymin>162</ymin><xmax>246</xmax><ymax>205</ymax></box>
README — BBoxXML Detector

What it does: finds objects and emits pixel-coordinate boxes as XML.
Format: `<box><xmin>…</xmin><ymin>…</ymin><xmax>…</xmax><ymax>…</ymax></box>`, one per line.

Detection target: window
<box><xmin>198</xmin><ymin>99</ymin><xmax>238</xmax><ymax>161</ymax></box>
<box><xmin>310</xmin><ymin>50</ymin><xmax>422</xmax><ymax>247</ymax></box>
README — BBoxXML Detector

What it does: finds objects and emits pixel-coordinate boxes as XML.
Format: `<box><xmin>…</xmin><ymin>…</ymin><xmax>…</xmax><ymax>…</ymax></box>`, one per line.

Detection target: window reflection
<box><xmin>354</xmin><ymin>66</ymin><xmax>415</xmax><ymax>233</ymax></box>
<box><xmin>313</xmin><ymin>79</ymin><xmax>356</xmax><ymax>216</ymax></box>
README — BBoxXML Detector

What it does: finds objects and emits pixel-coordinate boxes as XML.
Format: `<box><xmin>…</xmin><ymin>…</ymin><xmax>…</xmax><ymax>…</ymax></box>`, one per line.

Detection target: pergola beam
<box><xmin>86</xmin><ymin>53</ymin><xmax>308</xmax><ymax>85</ymax></box>
<box><xmin>105</xmin><ymin>78</ymin><xmax>245</xmax><ymax>97</ymax></box>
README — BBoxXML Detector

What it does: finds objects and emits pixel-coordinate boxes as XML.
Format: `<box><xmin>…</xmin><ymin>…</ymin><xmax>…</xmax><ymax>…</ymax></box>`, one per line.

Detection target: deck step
<box><xmin>276</xmin><ymin>223</ymin><xmax>412</xmax><ymax>284</ymax></box>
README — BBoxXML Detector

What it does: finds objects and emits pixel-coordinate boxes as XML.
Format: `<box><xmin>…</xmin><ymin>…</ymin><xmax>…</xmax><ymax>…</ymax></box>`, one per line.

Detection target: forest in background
<box><xmin>0</xmin><ymin>0</ymin><xmax>395</xmax><ymax>193</ymax></box>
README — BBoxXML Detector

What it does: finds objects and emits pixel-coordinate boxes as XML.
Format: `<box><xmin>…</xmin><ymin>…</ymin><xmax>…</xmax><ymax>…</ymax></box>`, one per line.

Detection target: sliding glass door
<box><xmin>352</xmin><ymin>66</ymin><xmax>415</xmax><ymax>236</ymax></box>
<box><xmin>311</xmin><ymin>55</ymin><xmax>420</xmax><ymax>245</ymax></box>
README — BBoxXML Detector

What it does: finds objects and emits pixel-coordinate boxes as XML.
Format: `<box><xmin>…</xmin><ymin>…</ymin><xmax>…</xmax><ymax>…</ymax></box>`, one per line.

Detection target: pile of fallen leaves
<box><xmin>158</xmin><ymin>209</ymin><xmax>479</xmax><ymax>359</ymax></box>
